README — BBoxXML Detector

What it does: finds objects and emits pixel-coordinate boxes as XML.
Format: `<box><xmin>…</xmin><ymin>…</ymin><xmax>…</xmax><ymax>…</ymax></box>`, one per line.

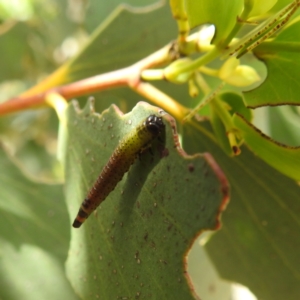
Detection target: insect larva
<box><xmin>72</xmin><ymin>114</ymin><xmax>165</xmax><ymax>228</ymax></box>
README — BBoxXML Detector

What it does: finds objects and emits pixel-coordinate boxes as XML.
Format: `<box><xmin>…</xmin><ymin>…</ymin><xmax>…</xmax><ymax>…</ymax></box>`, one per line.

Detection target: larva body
<box><xmin>72</xmin><ymin>114</ymin><xmax>165</xmax><ymax>228</ymax></box>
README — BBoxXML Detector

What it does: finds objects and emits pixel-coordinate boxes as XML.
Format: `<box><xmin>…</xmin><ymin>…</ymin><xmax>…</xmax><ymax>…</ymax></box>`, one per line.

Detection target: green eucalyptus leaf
<box><xmin>0</xmin><ymin>0</ymin><xmax>82</xmax><ymax>83</ymax></box>
<box><xmin>185</xmin><ymin>0</ymin><xmax>243</xmax><ymax>45</ymax></box>
<box><xmin>233</xmin><ymin>113</ymin><xmax>300</xmax><ymax>180</ymax></box>
<box><xmin>182</xmin><ymin>120</ymin><xmax>300</xmax><ymax>300</ymax></box>
<box><xmin>25</xmin><ymin>3</ymin><xmax>176</xmax><ymax>94</ymax></box>
<box><xmin>206</xmin><ymin>144</ymin><xmax>300</xmax><ymax>300</ymax></box>
<box><xmin>245</xmin><ymin>20</ymin><xmax>300</xmax><ymax>107</ymax></box>
<box><xmin>63</xmin><ymin>100</ymin><xmax>229</xmax><ymax>299</ymax></box>
<box><xmin>0</xmin><ymin>23</ymin><xmax>35</xmax><ymax>81</ymax></box>
<box><xmin>268</xmin><ymin>106</ymin><xmax>300</xmax><ymax>147</ymax></box>
<box><xmin>0</xmin><ymin>145</ymin><xmax>78</xmax><ymax>300</ymax></box>
<box><xmin>84</xmin><ymin>0</ymin><xmax>160</xmax><ymax>31</ymax></box>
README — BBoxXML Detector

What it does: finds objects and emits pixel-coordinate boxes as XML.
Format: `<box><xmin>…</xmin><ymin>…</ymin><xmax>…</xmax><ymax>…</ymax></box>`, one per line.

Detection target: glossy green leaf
<box><xmin>245</xmin><ymin>20</ymin><xmax>300</xmax><ymax>107</ymax></box>
<box><xmin>0</xmin><ymin>145</ymin><xmax>79</xmax><ymax>300</ymax></box>
<box><xmin>233</xmin><ymin>113</ymin><xmax>300</xmax><ymax>180</ymax></box>
<box><xmin>182</xmin><ymin>121</ymin><xmax>300</xmax><ymax>300</ymax></box>
<box><xmin>63</xmin><ymin>100</ymin><xmax>229</xmax><ymax>299</ymax></box>
<box><xmin>185</xmin><ymin>0</ymin><xmax>243</xmax><ymax>45</ymax></box>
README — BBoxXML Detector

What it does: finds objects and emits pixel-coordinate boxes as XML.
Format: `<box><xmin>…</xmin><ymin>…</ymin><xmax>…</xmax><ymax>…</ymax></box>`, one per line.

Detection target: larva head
<box><xmin>145</xmin><ymin>115</ymin><xmax>165</xmax><ymax>136</ymax></box>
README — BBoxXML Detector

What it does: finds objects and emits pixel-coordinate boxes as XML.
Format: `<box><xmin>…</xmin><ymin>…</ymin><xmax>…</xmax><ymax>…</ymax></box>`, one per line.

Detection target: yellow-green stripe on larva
<box><xmin>72</xmin><ymin>114</ymin><xmax>165</xmax><ymax>228</ymax></box>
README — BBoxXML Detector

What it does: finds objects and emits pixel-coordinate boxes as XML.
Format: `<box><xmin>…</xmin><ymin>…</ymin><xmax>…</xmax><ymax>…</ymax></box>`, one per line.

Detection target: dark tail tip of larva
<box><xmin>72</xmin><ymin>208</ymin><xmax>89</xmax><ymax>228</ymax></box>
<box><xmin>72</xmin><ymin>219</ymin><xmax>82</xmax><ymax>228</ymax></box>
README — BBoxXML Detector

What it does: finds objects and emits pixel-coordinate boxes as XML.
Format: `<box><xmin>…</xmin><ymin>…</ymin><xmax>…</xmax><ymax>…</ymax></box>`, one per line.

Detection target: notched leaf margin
<box><xmin>68</xmin><ymin>98</ymin><xmax>230</xmax><ymax>299</ymax></box>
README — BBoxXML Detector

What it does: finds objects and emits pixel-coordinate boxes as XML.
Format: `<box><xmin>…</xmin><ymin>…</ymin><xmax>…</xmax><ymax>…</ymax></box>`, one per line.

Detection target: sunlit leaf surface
<box><xmin>246</xmin><ymin>20</ymin><xmax>300</xmax><ymax>107</ymax></box>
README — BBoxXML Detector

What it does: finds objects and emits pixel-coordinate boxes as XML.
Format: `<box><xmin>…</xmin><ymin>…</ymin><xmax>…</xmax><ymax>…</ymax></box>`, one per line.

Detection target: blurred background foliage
<box><xmin>0</xmin><ymin>0</ymin><xmax>82</xmax><ymax>180</ymax></box>
<box><xmin>0</xmin><ymin>0</ymin><xmax>177</xmax><ymax>180</ymax></box>
<box><xmin>0</xmin><ymin>0</ymin><xmax>151</xmax><ymax>180</ymax></box>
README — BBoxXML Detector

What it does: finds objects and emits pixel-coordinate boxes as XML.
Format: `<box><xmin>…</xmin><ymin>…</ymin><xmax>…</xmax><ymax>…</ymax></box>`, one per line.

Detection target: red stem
<box><xmin>0</xmin><ymin>44</ymin><xmax>173</xmax><ymax>115</ymax></box>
